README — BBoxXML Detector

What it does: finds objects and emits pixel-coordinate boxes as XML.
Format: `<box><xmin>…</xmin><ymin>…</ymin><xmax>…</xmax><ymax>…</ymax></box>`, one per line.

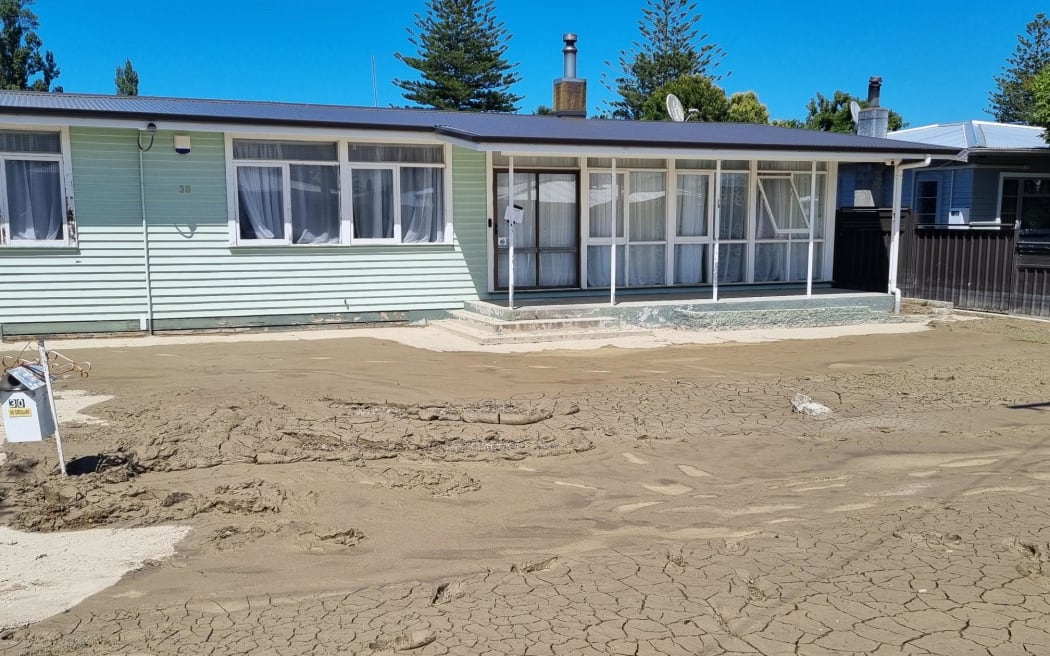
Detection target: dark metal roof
<box><xmin>0</xmin><ymin>91</ymin><xmax>959</xmax><ymax>157</ymax></box>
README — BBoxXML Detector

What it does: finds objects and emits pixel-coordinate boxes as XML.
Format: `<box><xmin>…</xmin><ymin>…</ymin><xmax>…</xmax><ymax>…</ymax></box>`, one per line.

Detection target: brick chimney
<box><xmin>553</xmin><ymin>34</ymin><xmax>586</xmax><ymax>118</ymax></box>
<box><xmin>857</xmin><ymin>76</ymin><xmax>890</xmax><ymax>138</ymax></box>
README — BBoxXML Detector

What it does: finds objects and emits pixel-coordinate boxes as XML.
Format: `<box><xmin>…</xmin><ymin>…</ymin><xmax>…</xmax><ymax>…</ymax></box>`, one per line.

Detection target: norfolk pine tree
<box><xmin>989</xmin><ymin>13</ymin><xmax>1050</xmax><ymax>124</ymax></box>
<box><xmin>607</xmin><ymin>0</ymin><xmax>725</xmax><ymax>120</ymax></box>
<box><xmin>115</xmin><ymin>58</ymin><xmax>138</xmax><ymax>96</ymax></box>
<box><xmin>0</xmin><ymin>0</ymin><xmax>59</xmax><ymax>91</ymax></box>
<box><xmin>394</xmin><ymin>0</ymin><xmax>521</xmax><ymax>112</ymax></box>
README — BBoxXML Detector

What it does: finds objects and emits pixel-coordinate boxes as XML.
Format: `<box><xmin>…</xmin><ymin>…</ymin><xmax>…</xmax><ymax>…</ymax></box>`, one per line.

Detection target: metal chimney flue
<box><xmin>553</xmin><ymin>33</ymin><xmax>586</xmax><ymax>118</ymax></box>
<box><xmin>562</xmin><ymin>33</ymin><xmax>578</xmax><ymax>79</ymax></box>
<box><xmin>867</xmin><ymin>76</ymin><xmax>882</xmax><ymax>108</ymax></box>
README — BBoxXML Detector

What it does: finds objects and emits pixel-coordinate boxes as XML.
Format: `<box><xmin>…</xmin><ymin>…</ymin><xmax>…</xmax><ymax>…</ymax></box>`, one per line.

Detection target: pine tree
<box><xmin>0</xmin><ymin>0</ymin><xmax>59</xmax><ymax>91</ymax></box>
<box><xmin>115</xmin><ymin>58</ymin><xmax>138</xmax><ymax>96</ymax></box>
<box><xmin>606</xmin><ymin>0</ymin><xmax>725</xmax><ymax>120</ymax></box>
<box><xmin>394</xmin><ymin>0</ymin><xmax>521</xmax><ymax>112</ymax></box>
<box><xmin>989</xmin><ymin>13</ymin><xmax>1050</xmax><ymax>123</ymax></box>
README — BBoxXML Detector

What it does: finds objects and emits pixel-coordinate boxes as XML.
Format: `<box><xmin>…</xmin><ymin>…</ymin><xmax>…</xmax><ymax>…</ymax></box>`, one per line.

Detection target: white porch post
<box><xmin>508</xmin><ymin>156</ymin><xmax>515</xmax><ymax>309</ymax></box>
<box><xmin>806</xmin><ymin>161</ymin><xmax>817</xmax><ymax>297</ymax></box>
<box><xmin>610</xmin><ymin>158</ymin><xmax>618</xmax><ymax>306</ymax></box>
<box><xmin>712</xmin><ymin>161</ymin><xmax>721</xmax><ymax>302</ymax></box>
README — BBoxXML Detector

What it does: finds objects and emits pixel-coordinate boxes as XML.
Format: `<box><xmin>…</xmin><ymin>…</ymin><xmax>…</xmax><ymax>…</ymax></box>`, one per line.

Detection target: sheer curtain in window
<box><xmin>538</xmin><ymin>173</ymin><xmax>577</xmax><ymax>287</ymax></box>
<box><xmin>352</xmin><ymin>169</ymin><xmax>394</xmax><ymax>239</ymax></box>
<box><xmin>290</xmin><ymin>165</ymin><xmax>339</xmax><ymax>244</ymax></box>
<box><xmin>628</xmin><ymin>171</ymin><xmax>666</xmax><ymax>286</ymax></box>
<box><xmin>237</xmin><ymin>166</ymin><xmax>284</xmax><ymax>240</ymax></box>
<box><xmin>6</xmin><ymin>160</ymin><xmax>62</xmax><ymax>240</ymax></box>
<box><xmin>675</xmin><ymin>174</ymin><xmax>708</xmax><ymax>284</ymax></box>
<box><xmin>401</xmin><ymin>168</ymin><xmax>444</xmax><ymax>243</ymax></box>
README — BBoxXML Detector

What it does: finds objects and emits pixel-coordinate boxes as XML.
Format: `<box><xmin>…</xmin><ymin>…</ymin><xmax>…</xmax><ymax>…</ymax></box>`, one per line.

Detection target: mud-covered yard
<box><xmin>2</xmin><ymin>317</ymin><xmax>1050</xmax><ymax>655</ymax></box>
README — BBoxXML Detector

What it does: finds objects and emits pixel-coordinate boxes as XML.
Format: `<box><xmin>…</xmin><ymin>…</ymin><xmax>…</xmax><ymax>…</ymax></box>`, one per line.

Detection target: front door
<box><xmin>494</xmin><ymin>171</ymin><xmax>580</xmax><ymax>289</ymax></box>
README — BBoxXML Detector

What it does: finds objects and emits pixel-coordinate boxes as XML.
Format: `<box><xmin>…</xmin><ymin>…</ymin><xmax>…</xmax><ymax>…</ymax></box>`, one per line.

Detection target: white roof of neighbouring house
<box><xmin>886</xmin><ymin>120</ymin><xmax>1047</xmax><ymax>150</ymax></box>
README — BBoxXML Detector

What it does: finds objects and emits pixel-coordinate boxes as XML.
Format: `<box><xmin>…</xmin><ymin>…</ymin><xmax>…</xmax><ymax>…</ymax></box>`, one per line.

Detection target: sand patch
<box><xmin>621</xmin><ymin>453</ymin><xmax>648</xmax><ymax>465</ymax></box>
<box><xmin>827</xmin><ymin>502</ymin><xmax>877</xmax><ymax>512</ymax></box>
<box><xmin>613</xmin><ymin>501</ymin><xmax>663</xmax><ymax>513</ymax></box>
<box><xmin>962</xmin><ymin>485</ymin><xmax>1038</xmax><ymax>497</ymax></box>
<box><xmin>659</xmin><ymin>504</ymin><xmax>803</xmax><ymax>517</ymax></box>
<box><xmin>641</xmin><ymin>483</ymin><xmax>693</xmax><ymax>496</ymax></box>
<box><xmin>676</xmin><ymin>464</ymin><xmax>711</xmax><ymax>478</ymax></box>
<box><xmin>942</xmin><ymin>458</ymin><xmax>1001</xmax><ymax>468</ymax></box>
<box><xmin>0</xmin><ymin>524</ymin><xmax>190</xmax><ymax>629</ymax></box>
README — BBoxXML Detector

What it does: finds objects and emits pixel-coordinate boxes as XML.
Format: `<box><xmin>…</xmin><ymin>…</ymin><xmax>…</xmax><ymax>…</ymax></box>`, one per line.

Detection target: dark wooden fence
<box><xmin>834</xmin><ymin>208</ymin><xmax>1050</xmax><ymax>317</ymax></box>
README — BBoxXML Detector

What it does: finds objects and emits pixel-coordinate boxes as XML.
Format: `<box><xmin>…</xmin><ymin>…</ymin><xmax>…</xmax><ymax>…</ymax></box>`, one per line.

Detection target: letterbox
<box><xmin>1</xmin><ymin>365</ymin><xmax>56</xmax><ymax>443</ymax></box>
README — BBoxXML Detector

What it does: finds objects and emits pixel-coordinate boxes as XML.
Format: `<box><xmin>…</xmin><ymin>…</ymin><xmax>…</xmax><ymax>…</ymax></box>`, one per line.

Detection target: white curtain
<box><xmin>538</xmin><ymin>173</ymin><xmax>577</xmax><ymax>286</ymax></box>
<box><xmin>401</xmin><ymin>168</ymin><xmax>444</xmax><ymax>243</ymax></box>
<box><xmin>588</xmin><ymin>172</ymin><xmax>624</xmax><ymax>238</ymax></box>
<box><xmin>675</xmin><ymin>244</ymin><xmax>706</xmax><ymax>284</ymax></box>
<box><xmin>719</xmin><ymin>173</ymin><xmax>748</xmax><ymax>240</ymax></box>
<box><xmin>628</xmin><ymin>171</ymin><xmax>666</xmax><ymax>286</ymax></box>
<box><xmin>718</xmin><ymin>244</ymin><xmax>747</xmax><ymax>283</ymax></box>
<box><xmin>587</xmin><ymin>245</ymin><xmax>624</xmax><ymax>287</ymax></box>
<box><xmin>754</xmin><ymin>243</ymin><xmax>787</xmax><ymax>282</ymax></box>
<box><xmin>6</xmin><ymin>160</ymin><xmax>62</xmax><ymax>241</ymax></box>
<box><xmin>290</xmin><ymin>165</ymin><xmax>339</xmax><ymax>244</ymax></box>
<box><xmin>352</xmin><ymin>169</ymin><xmax>394</xmax><ymax>239</ymax></box>
<box><xmin>237</xmin><ymin>166</ymin><xmax>284</xmax><ymax>240</ymax></box>
<box><xmin>677</xmin><ymin>175</ymin><xmax>707</xmax><ymax>237</ymax></box>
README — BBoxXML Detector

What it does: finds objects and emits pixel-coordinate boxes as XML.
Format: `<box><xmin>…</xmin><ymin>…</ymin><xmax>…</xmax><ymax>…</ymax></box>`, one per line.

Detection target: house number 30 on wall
<box><xmin>177</xmin><ymin>185</ymin><xmax>192</xmax><ymax>193</ymax></box>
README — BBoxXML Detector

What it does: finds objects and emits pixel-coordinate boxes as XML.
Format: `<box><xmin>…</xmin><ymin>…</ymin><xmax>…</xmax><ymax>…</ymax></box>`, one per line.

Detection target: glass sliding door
<box><xmin>495</xmin><ymin>171</ymin><xmax>579</xmax><ymax>289</ymax></box>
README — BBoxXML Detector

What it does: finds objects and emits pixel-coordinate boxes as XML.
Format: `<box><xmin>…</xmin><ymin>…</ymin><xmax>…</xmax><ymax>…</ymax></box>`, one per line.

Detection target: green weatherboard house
<box><xmin>0</xmin><ymin>73</ymin><xmax>954</xmax><ymax>337</ymax></box>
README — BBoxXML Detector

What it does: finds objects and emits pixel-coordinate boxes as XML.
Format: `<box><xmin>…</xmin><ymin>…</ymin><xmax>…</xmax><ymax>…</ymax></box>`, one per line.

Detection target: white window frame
<box><xmin>671</xmin><ymin>168</ymin><xmax>715</xmax><ymax>285</ymax></box>
<box><xmin>752</xmin><ymin>168</ymin><xmax>827</xmax><ymax>283</ymax></box>
<box><xmin>347</xmin><ymin>159</ymin><xmax>446</xmax><ymax>245</ymax></box>
<box><xmin>224</xmin><ymin>134</ymin><xmax>451</xmax><ymax>247</ymax></box>
<box><xmin>0</xmin><ymin>127</ymin><xmax>75</xmax><ymax>248</ymax></box>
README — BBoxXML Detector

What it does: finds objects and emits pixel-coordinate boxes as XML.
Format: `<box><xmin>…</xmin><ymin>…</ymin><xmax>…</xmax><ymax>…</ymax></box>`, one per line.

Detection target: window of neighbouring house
<box><xmin>916</xmin><ymin>179</ymin><xmax>939</xmax><ymax>225</ymax></box>
<box><xmin>1000</xmin><ymin>176</ymin><xmax>1050</xmax><ymax>238</ymax></box>
<box><xmin>233</xmin><ymin>139</ymin><xmax>340</xmax><ymax>245</ymax></box>
<box><xmin>348</xmin><ymin>144</ymin><xmax>445</xmax><ymax>244</ymax></box>
<box><xmin>0</xmin><ymin>130</ymin><xmax>72</xmax><ymax>248</ymax></box>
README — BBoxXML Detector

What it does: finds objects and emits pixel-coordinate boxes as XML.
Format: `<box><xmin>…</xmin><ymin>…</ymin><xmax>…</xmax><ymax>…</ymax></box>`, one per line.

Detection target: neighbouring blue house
<box><xmin>0</xmin><ymin>46</ymin><xmax>957</xmax><ymax>337</ymax></box>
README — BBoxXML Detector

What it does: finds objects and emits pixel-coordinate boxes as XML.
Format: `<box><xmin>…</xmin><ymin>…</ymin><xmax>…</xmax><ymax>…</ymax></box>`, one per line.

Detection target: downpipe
<box><xmin>888</xmin><ymin>156</ymin><xmax>932</xmax><ymax>314</ymax></box>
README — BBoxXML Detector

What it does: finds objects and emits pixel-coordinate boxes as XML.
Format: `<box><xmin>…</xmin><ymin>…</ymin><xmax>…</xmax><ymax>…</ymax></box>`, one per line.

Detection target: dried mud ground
<box><xmin>3</xmin><ymin>317</ymin><xmax>1050</xmax><ymax>655</ymax></box>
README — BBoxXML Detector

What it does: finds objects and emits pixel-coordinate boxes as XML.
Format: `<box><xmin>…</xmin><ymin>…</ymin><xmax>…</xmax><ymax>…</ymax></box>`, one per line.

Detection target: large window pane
<box><xmin>6</xmin><ymin>160</ymin><xmax>62</xmax><ymax>241</ymax></box>
<box><xmin>589</xmin><ymin>172</ymin><xmax>624</xmax><ymax>238</ymax></box>
<box><xmin>497</xmin><ymin>253</ymin><xmax>538</xmax><ymax>288</ymax></box>
<box><xmin>674</xmin><ymin>244</ymin><xmax>706</xmax><ymax>284</ymax></box>
<box><xmin>754</xmin><ymin>242</ymin><xmax>788</xmax><ymax>282</ymax></box>
<box><xmin>539</xmin><ymin>173</ymin><xmax>577</xmax><ymax>248</ymax></box>
<box><xmin>628</xmin><ymin>244</ymin><xmax>665</xmax><ymax>286</ymax></box>
<box><xmin>719</xmin><ymin>173</ymin><xmax>748</xmax><ymax>239</ymax></box>
<box><xmin>352</xmin><ymin>169</ymin><xmax>394</xmax><ymax>239</ymax></box>
<box><xmin>677</xmin><ymin>174</ymin><xmax>708</xmax><ymax>237</ymax></box>
<box><xmin>290</xmin><ymin>165</ymin><xmax>339</xmax><ymax>244</ymax></box>
<box><xmin>629</xmin><ymin>171</ymin><xmax>666</xmax><ymax>241</ymax></box>
<box><xmin>587</xmin><ymin>245</ymin><xmax>625</xmax><ymax>287</ymax></box>
<box><xmin>401</xmin><ymin>168</ymin><xmax>444</xmax><ymax>243</ymax></box>
<box><xmin>717</xmin><ymin>243</ymin><xmax>746</xmax><ymax>283</ymax></box>
<box><xmin>237</xmin><ymin>166</ymin><xmax>284</xmax><ymax>240</ymax></box>
<box><xmin>0</xmin><ymin>131</ymin><xmax>60</xmax><ymax>154</ymax></box>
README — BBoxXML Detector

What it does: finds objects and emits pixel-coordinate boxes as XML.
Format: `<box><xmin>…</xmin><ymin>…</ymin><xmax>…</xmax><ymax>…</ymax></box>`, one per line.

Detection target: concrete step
<box><xmin>448</xmin><ymin>309</ymin><xmax>621</xmax><ymax>334</ymax></box>
<box><xmin>432</xmin><ymin>319</ymin><xmax>651</xmax><ymax>345</ymax></box>
<box><xmin>463</xmin><ymin>300</ymin><xmax>607</xmax><ymax>321</ymax></box>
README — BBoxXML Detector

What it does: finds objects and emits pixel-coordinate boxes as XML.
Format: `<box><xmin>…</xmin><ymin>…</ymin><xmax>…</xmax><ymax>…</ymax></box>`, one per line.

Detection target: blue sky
<box><xmin>34</xmin><ymin>0</ymin><xmax>1049</xmax><ymax>127</ymax></box>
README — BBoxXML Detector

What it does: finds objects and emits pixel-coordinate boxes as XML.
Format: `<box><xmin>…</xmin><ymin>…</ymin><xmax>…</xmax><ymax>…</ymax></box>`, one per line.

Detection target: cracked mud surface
<box><xmin>3</xmin><ymin>317</ymin><xmax>1050</xmax><ymax>654</ymax></box>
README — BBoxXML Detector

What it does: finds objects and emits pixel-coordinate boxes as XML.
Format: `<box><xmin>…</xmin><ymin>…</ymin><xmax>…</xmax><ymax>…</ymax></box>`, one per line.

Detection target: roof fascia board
<box><xmin>0</xmin><ymin>112</ymin><xmax>437</xmax><ymax>140</ymax></box>
<box><xmin>470</xmin><ymin>141</ymin><xmax>956</xmax><ymax>163</ymax></box>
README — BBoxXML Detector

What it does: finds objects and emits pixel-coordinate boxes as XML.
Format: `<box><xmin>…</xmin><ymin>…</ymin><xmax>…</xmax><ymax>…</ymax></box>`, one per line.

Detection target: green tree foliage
<box><xmin>607</xmin><ymin>0</ymin><xmax>726</xmax><ymax>120</ymax></box>
<box><xmin>989</xmin><ymin>13</ymin><xmax>1050</xmax><ymax>123</ymax></box>
<box><xmin>115</xmin><ymin>58</ymin><xmax>138</xmax><ymax>96</ymax></box>
<box><xmin>394</xmin><ymin>0</ymin><xmax>521</xmax><ymax>112</ymax></box>
<box><xmin>533</xmin><ymin>105</ymin><xmax>554</xmax><ymax>116</ymax></box>
<box><xmin>640</xmin><ymin>75</ymin><xmax>727</xmax><ymax>121</ymax></box>
<box><xmin>0</xmin><ymin>0</ymin><xmax>59</xmax><ymax>91</ymax></box>
<box><xmin>771</xmin><ymin>118</ymin><xmax>805</xmax><ymax>129</ymax></box>
<box><xmin>802</xmin><ymin>90</ymin><xmax>904</xmax><ymax>133</ymax></box>
<box><xmin>727</xmin><ymin>91</ymin><xmax>769</xmax><ymax>124</ymax></box>
<box><xmin>1029</xmin><ymin>65</ymin><xmax>1050</xmax><ymax>142</ymax></box>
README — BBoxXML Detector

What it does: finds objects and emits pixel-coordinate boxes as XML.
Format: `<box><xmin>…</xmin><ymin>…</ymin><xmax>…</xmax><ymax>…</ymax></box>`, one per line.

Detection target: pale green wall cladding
<box><xmin>2</xmin><ymin>129</ymin><xmax>484</xmax><ymax>331</ymax></box>
<box><xmin>0</xmin><ymin>127</ymin><xmax>146</xmax><ymax>324</ymax></box>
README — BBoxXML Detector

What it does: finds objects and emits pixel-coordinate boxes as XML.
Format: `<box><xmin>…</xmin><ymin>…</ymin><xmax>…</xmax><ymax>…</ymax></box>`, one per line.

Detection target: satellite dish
<box><xmin>666</xmin><ymin>94</ymin><xmax>685</xmax><ymax>122</ymax></box>
<box><xmin>850</xmin><ymin>100</ymin><xmax>861</xmax><ymax>126</ymax></box>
